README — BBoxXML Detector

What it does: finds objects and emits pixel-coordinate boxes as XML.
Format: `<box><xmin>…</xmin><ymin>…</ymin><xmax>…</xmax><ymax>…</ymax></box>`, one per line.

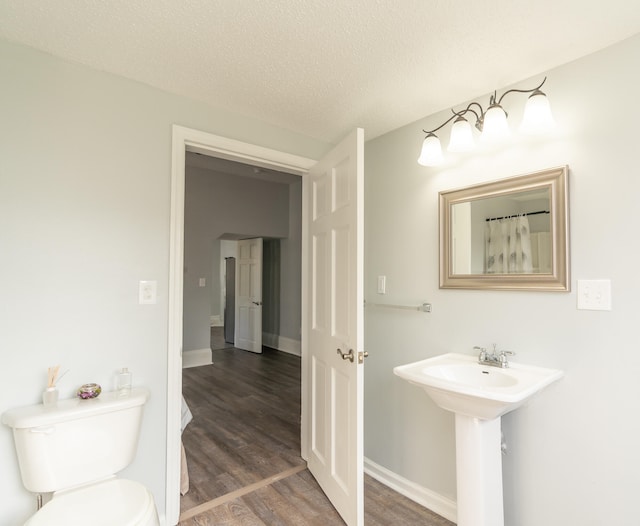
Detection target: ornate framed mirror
<box><xmin>439</xmin><ymin>166</ymin><xmax>569</xmax><ymax>291</ymax></box>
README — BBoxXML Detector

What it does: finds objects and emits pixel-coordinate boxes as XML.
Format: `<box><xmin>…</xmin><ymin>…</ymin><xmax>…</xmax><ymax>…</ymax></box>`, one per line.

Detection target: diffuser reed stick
<box><xmin>47</xmin><ymin>365</ymin><xmax>61</xmax><ymax>388</ymax></box>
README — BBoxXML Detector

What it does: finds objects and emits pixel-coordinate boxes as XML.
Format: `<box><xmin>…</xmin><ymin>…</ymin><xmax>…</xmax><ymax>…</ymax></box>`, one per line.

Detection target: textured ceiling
<box><xmin>2</xmin><ymin>1</ymin><xmax>640</xmax><ymax>144</ymax></box>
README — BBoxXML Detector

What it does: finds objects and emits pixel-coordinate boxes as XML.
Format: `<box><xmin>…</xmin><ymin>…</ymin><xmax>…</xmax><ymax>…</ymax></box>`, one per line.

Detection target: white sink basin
<box><xmin>394</xmin><ymin>353</ymin><xmax>563</xmax><ymax>420</ymax></box>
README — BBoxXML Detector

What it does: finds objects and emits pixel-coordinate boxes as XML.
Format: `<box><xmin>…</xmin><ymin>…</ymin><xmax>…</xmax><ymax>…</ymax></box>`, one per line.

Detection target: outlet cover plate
<box><xmin>139</xmin><ymin>280</ymin><xmax>158</xmax><ymax>304</ymax></box>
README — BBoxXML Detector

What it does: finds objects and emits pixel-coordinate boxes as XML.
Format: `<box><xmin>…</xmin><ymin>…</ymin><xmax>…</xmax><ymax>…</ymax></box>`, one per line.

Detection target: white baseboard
<box><xmin>210</xmin><ymin>315</ymin><xmax>223</xmax><ymax>327</ymax></box>
<box><xmin>262</xmin><ymin>333</ymin><xmax>301</xmax><ymax>357</ymax></box>
<box><xmin>364</xmin><ymin>457</ymin><xmax>457</xmax><ymax>523</ymax></box>
<box><xmin>277</xmin><ymin>336</ymin><xmax>301</xmax><ymax>356</ymax></box>
<box><xmin>182</xmin><ymin>348</ymin><xmax>213</xmax><ymax>369</ymax></box>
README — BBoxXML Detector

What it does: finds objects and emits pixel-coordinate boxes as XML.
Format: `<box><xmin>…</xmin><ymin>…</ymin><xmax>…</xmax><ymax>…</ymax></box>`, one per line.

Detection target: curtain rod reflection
<box><xmin>485</xmin><ymin>210</ymin><xmax>549</xmax><ymax>222</ymax></box>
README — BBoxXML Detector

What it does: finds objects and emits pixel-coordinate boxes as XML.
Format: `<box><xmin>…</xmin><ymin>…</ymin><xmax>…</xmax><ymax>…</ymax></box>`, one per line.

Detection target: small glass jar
<box><xmin>117</xmin><ymin>368</ymin><xmax>132</xmax><ymax>397</ymax></box>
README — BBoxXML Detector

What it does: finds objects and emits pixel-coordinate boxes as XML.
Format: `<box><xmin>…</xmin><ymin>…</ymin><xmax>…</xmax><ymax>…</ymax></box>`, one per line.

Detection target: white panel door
<box><xmin>306</xmin><ymin>129</ymin><xmax>364</xmax><ymax>526</ymax></box>
<box><xmin>235</xmin><ymin>238</ymin><xmax>263</xmax><ymax>353</ymax></box>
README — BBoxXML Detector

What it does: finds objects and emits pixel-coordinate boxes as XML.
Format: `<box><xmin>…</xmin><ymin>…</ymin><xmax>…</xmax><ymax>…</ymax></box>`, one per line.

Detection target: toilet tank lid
<box><xmin>1</xmin><ymin>387</ymin><xmax>150</xmax><ymax>429</ymax></box>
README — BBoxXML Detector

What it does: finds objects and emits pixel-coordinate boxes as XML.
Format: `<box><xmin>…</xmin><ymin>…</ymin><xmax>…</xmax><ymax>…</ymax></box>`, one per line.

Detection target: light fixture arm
<box><xmin>423</xmin><ymin>78</ymin><xmax>547</xmax><ymax>136</ymax></box>
<box><xmin>454</xmin><ymin>102</ymin><xmax>484</xmax><ymax>131</ymax></box>
<box><xmin>459</xmin><ymin>102</ymin><xmax>483</xmax><ymax>123</ymax></box>
<box><xmin>417</xmin><ymin>77</ymin><xmax>553</xmax><ymax>167</ymax></box>
<box><xmin>422</xmin><ymin>112</ymin><xmax>464</xmax><ymax>136</ymax></box>
<box><xmin>496</xmin><ymin>77</ymin><xmax>547</xmax><ymax>106</ymax></box>
<box><xmin>422</xmin><ymin>101</ymin><xmax>484</xmax><ymax>136</ymax></box>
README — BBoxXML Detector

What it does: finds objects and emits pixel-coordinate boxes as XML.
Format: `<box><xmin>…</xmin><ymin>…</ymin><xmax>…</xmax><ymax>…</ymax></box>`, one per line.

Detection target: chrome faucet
<box><xmin>474</xmin><ymin>344</ymin><xmax>515</xmax><ymax>368</ymax></box>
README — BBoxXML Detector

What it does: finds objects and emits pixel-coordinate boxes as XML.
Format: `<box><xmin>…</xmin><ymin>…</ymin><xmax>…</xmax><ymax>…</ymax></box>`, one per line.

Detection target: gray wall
<box><xmin>279</xmin><ymin>180</ymin><xmax>303</xmax><ymax>342</ymax></box>
<box><xmin>210</xmin><ymin>239</ymin><xmax>222</xmax><ymax>321</ymax></box>
<box><xmin>0</xmin><ymin>39</ymin><xmax>327</xmax><ymax>525</ymax></box>
<box><xmin>183</xmin><ymin>166</ymin><xmax>300</xmax><ymax>352</ymax></box>
<box><xmin>364</xmin><ymin>34</ymin><xmax>640</xmax><ymax>525</ymax></box>
<box><xmin>210</xmin><ymin>183</ymin><xmax>302</xmax><ymax>345</ymax></box>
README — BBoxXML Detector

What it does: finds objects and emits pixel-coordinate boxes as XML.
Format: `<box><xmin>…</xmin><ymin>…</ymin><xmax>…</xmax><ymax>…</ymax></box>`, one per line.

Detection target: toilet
<box><xmin>1</xmin><ymin>387</ymin><xmax>160</xmax><ymax>526</ymax></box>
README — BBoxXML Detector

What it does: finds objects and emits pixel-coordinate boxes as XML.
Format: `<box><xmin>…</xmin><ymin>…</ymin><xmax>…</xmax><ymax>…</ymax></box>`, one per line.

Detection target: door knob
<box><xmin>336</xmin><ymin>348</ymin><xmax>354</xmax><ymax>363</ymax></box>
<box><xmin>252</xmin><ymin>301</ymin><xmax>263</xmax><ymax>306</ymax></box>
<box><xmin>358</xmin><ymin>351</ymin><xmax>369</xmax><ymax>364</ymax></box>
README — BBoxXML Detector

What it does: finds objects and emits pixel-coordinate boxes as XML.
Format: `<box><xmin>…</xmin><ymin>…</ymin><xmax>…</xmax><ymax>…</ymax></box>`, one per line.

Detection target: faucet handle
<box><xmin>474</xmin><ymin>346</ymin><xmax>487</xmax><ymax>360</ymax></box>
<box><xmin>498</xmin><ymin>350</ymin><xmax>515</xmax><ymax>366</ymax></box>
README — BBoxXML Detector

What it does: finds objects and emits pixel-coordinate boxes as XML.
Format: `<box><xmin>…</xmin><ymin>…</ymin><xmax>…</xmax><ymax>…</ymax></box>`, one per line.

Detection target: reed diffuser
<box><xmin>43</xmin><ymin>365</ymin><xmax>63</xmax><ymax>406</ymax></box>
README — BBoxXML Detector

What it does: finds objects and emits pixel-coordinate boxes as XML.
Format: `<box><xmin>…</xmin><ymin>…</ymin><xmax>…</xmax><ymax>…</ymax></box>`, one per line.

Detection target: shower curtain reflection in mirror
<box><xmin>485</xmin><ymin>216</ymin><xmax>533</xmax><ymax>273</ymax></box>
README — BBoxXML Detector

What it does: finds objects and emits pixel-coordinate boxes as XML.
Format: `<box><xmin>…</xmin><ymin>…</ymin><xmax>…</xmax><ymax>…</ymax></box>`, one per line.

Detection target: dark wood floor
<box><xmin>180</xmin><ymin>333</ymin><xmax>454</xmax><ymax>525</ymax></box>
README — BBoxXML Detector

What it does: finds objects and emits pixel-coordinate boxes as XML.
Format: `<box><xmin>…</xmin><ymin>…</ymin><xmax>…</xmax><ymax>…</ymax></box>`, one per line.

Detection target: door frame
<box><xmin>166</xmin><ymin>125</ymin><xmax>316</xmax><ymax>524</ymax></box>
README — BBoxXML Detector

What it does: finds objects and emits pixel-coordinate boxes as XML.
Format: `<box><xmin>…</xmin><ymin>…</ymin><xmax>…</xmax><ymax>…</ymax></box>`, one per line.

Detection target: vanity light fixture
<box><xmin>417</xmin><ymin>77</ymin><xmax>555</xmax><ymax>167</ymax></box>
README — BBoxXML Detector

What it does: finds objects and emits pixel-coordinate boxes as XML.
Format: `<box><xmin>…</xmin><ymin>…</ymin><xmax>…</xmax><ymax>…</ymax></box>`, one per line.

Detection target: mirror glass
<box><xmin>439</xmin><ymin>166</ymin><xmax>569</xmax><ymax>291</ymax></box>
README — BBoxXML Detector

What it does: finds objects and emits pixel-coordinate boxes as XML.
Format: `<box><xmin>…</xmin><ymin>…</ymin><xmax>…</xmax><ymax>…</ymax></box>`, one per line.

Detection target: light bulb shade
<box><xmin>447</xmin><ymin>116</ymin><xmax>475</xmax><ymax>152</ymax></box>
<box><xmin>520</xmin><ymin>90</ymin><xmax>555</xmax><ymax>133</ymax></box>
<box><xmin>417</xmin><ymin>134</ymin><xmax>444</xmax><ymax>166</ymax></box>
<box><xmin>481</xmin><ymin>104</ymin><xmax>510</xmax><ymax>143</ymax></box>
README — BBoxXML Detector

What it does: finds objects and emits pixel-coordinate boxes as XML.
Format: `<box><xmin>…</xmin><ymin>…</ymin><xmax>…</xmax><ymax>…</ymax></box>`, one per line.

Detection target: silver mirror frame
<box><xmin>439</xmin><ymin>166</ymin><xmax>570</xmax><ymax>291</ymax></box>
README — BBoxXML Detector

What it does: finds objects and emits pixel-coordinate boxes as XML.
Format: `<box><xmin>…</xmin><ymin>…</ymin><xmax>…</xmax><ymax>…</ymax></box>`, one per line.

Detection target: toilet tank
<box><xmin>1</xmin><ymin>388</ymin><xmax>150</xmax><ymax>493</ymax></box>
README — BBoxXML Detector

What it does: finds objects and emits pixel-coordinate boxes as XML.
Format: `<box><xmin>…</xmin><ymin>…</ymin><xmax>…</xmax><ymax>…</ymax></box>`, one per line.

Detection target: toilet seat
<box><xmin>25</xmin><ymin>478</ymin><xmax>159</xmax><ymax>526</ymax></box>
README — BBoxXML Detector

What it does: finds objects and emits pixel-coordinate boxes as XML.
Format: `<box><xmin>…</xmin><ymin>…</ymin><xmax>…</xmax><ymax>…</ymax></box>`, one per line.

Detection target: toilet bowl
<box><xmin>25</xmin><ymin>478</ymin><xmax>159</xmax><ymax>526</ymax></box>
<box><xmin>2</xmin><ymin>387</ymin><xmax>159</xmax><ymax>526</ymax></box>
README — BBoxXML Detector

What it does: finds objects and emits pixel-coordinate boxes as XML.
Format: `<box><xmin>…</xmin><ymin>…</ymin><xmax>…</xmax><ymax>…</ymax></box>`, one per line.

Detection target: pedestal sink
<box><xmin>394</xmin><ymin>353</ymin><xmax>563</xmax><ymax>526</ymax></box>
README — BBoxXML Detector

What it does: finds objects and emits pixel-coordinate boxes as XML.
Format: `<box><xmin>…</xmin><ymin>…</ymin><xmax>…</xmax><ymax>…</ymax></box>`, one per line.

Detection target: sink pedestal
<box><xmin>394</xmin><ymin>353</ymin><xmax>563</xmax><ymax>526</ymax></box>
<box><xmin>455</xmin><ymin>414</ymin><xmax>504</xmax><ymax>526</ymax></box>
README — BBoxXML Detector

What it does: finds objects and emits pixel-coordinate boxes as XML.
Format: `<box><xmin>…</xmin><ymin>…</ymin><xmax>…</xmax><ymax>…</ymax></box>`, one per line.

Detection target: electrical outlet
<box><xmin>139</xmin><ymin>280</ymin><xmax>157</xmax><ymax>304</ymax></box>
<box><xmin>577</xmin><ymin>279</ymin><xmax>611</xmax><ymax>311</ymax></box>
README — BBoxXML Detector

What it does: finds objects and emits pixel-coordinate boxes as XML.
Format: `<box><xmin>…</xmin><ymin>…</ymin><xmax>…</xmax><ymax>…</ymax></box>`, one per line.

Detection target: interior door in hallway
<box><xmin>305</xmin><ymin>128</ymin><xmax>364</xmax><ymax>526</ymax></box>
<box><xmin>235</xmin><ymin>238</ymin><xmax>263</xmax><ymax>353</ymax></box>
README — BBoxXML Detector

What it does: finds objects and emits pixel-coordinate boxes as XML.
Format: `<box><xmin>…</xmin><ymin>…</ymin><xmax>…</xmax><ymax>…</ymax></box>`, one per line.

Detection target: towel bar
<box><xmin>365</xmin><ymin>301</ymin><xmax>432</xmax><ymax>313</ymax></box>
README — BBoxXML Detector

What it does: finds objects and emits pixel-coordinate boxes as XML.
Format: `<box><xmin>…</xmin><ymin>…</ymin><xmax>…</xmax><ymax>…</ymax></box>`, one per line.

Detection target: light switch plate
<box><xmin>377</xmin><ymin>275</ymin><xmax>386</xmax><ymax>294</ymax></box>
<box><xmin>577</xmin><ymin>279</ymin><xmax>611</xmax><ymax>311</ymax></box>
